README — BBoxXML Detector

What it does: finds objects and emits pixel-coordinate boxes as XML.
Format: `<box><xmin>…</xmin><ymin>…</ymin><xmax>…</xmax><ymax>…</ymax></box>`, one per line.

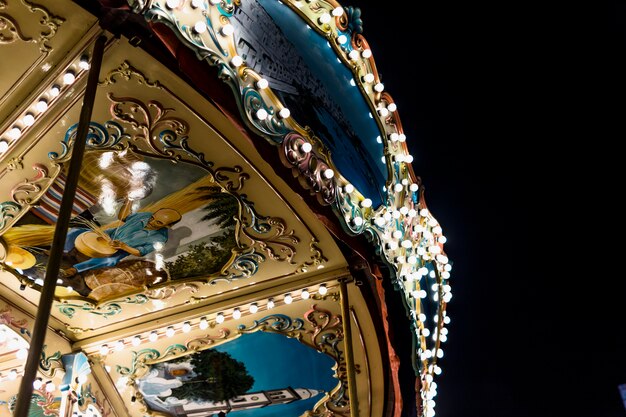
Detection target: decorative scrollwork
<box><xmin>0</xmin><ymin>201</ymin><xmax>21</xmax><ymax>232</ymax></box>
<box><xmin>281</xmin><ymin>132</ymin><xmax>337</xmax><ymax>205</ymax></box>
<box><xmin>144</xmin><ymin>282</ymin><xmax>199</xmax><ymax>299</ymax></box>
<box><xmin>0</xmin><ymin>304</ymin><xmax>31</xmax><ymax>337</ymax></box>
<box><xmin>217</xmin><ymin>250</ymin><xmax>264</xmax><ymax>283</ymax></box>
<box><xmin>57</xmin><ymin>295</ymin><xmax>148</xmax><ymax>319</ymax></box>
<box><xmin>0</xmin><ymin>12</ymin><xmax>31</xmax><ymax>44</ymax></box>
<box><xmin>21</xmin><ymin>0</ymin><xmax>65</xmax><ymax>52</ymax></box>
<box><xmin>297</xmin><ymin>239</ymin><xmax>328</xmax><ymax>273</ymax></box>
<box><xmin>99</xmin><ymin>60</ymin><xmax>163</xmax><ymax>88</ymax></box>
<box><xmin>185</xmin><ymin>328</ymin><xmax>229</xmax><ymax>350</ymax></box>
<box><xmin>242</xmin><ymin>87</ymin><xmax>288</xmax><ymax>140</ymax></box>
<box><xmin>214</xmin><ymin>165</ymin><xmax>249</xmax><ymax>192</ymax></box>
<box><xmin>343</xmin><ymin>6</ymin><xmax>363</xmax><ymax>35</ymax></box>
<box><xmin>117</xmin><ymin>344</ymin><xmax>187</xmax><ymax>377</ymax></box>
<box><xmin>6</xmin><ymin>156</ymin><xmax>24</xmax><ymax>171</ymax></box>
<box><xmin>238</xmin><ymin>314</ymin><xmax>305</xmax><ymax>336</ymax></box>
<box><xmin>39</xmin><ymin>345</ymin><xmax>63</xmax><ymax>378</ymax></box>
<box><xmin>11</xmin><ymin>163</ymin><xmax>49</xmax><ymax>205</ymax></box>
<box><xmin>49</xmin><ymin>121</ymin><xmax>127</xmax><ymax>163</ymax></box>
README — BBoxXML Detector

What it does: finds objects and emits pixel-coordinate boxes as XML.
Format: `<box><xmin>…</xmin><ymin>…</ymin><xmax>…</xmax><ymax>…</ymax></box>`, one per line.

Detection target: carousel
<box><xmin>0</xmin><ymin>1</ymin><xmax>452</xmax><ymax>416</ymax></box>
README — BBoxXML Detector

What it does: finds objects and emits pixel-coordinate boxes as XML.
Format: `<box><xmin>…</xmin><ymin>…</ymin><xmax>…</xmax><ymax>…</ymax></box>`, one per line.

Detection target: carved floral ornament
<box><xmin>0</xmin><ymin>0</ymin><xmax>64</xmax><ymax>51</ymax></box>
<box><xmin>126</xmin><ymin>0</ymin><xmax>451</xmax><ymax>413</ymax></box>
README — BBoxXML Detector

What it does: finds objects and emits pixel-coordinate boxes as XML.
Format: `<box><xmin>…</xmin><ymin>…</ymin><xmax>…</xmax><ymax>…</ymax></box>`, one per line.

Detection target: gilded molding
<box><xmin>6</xmin><ymin>155</ymin><xmax>24</xmax><ymax>171</ymax></box>
<box><xmin>0</xmin><ymin>10</ymin><xmax>31</xmax><ymax>44</ymax></box>
<box><xmin>10</xmin><ymin>163</ymin><xmax>49</xmax><ymax>205</ymax></box>
<box><xmin>99</xmin><ymin>60</ymin><xmax>163</xmax><ymax>89</ymax></box>
<box><xmin>21</xmin><ymin>0</ymin><xmax>65</xmax><ymax>52</ymax></box>
<box><xmin>39</xmin><ymin>344</ymin><xmax>64</xmax><ymax>378</ymax></box>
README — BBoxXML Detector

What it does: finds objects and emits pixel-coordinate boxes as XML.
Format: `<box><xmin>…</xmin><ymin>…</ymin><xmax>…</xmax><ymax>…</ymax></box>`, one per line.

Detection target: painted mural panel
<box><xmin>1</xmin><ymin>146</ymin><xmax>237</xmax><ymax>302</ymax></box>
<box><xmin>136</xmin><ymin>331</ymin><xmax>336</xmax><ymax>417</ymax></box>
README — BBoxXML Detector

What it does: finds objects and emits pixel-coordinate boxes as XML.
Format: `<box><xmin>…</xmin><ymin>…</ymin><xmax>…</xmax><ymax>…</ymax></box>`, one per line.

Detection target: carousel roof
<box><xmin>0</xmin><ymin>1</ymin><xmax>452</xmax><ymax>417</ymax></box>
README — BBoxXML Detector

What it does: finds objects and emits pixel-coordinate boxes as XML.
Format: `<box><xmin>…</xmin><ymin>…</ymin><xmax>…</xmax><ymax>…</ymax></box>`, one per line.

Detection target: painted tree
<box><xmin>167</xmin><ymin>349</ymin><xmax>254</xmax><ymax>402</ymax></box>
<box><xmin>195</xmin><ymin>185</ymin><xmax>239</xmax><ymax>229</ymax></box>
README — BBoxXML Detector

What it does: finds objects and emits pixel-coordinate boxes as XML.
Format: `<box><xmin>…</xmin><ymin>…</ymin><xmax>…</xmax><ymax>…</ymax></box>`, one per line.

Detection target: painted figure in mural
<box><xmin>59</xmin><ymin>199</ymin><xmax>181</xmax><ymax>297</ymax></box>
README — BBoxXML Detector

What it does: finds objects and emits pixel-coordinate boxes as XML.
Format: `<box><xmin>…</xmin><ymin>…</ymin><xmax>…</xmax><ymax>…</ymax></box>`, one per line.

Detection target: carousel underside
<box><xmin>0</xmin><ymin>1</ymin><xmax>452</xmax><ymax>417</ymax></box>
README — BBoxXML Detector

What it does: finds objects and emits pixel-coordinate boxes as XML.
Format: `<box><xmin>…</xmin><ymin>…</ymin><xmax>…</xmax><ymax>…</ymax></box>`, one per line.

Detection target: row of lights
<box><xmin>0</xmin><ymin>55</ymin><xmax>91</xmax><ymax>155</ymax></box>
<box><xmin>97</xmin><ymin>284</ymin><xmax>329</xmax><ymax>356</ymax></box>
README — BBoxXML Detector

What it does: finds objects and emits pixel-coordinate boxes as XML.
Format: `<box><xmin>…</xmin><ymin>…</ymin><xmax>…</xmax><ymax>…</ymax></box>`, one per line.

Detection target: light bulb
<box><xmin>337</xmin><ymin>34</ymin><xmax>347</xmax><ymax>44</ymax></box>
<box><xmin>319</xmin><ymin>13</ymin><xmax>331</xmax><ymax>24</ymax></box>
<box><xmin>323</xmin><ymin>168</ymin><xmax>334</xmax><ymax>179</ymax></box>
<box><xmin>50</xmin><ymin>85</ymin><xmax>60</xmax><ymax>97</ymax></box>
<box><xmin>132</xmin><ymin>336</ymin><xmax>141</xmax><ymax>346</ymax></box>
<box><xmin>8</xmin><ymin>369</ymin><xmax>17</xmax><ymax>380</ymax></box>
<box><xmin>79</xmin><ymin>55</ymin><xmax>90</xmax><ymax>70</ymax></box>
<box><xmin>361</xmin><ymin>198</ymin><xmax>372</xmax><ymax>208</ymax></box>
<box><xmin>33</xmin><ymin>378</ymin><xmax>43</xmax><ymax>389</ymax></box>
<box><xmin>267</xmin><ymin>298</ymin><xmax>275</xmax><ymax>309</ymax></box>
<box><xmin>374</xmin><ymin>82</ymin><xmax>384</xmax><ymax>92</ymax></box>
<box><xmin>348</xmin><ymin>50</ymin><xmax>359</xmax><ymax>60</ymax></box>
<box><xmin>191</xmin><ymin>0</ymin><xmax>203</xmax><ymax>7</ymax></box>
<box><xmin>16</xmin><ymin>347</ymin><xmax>28</xmax><ymax>359</ymax></box>
<box><xmin>301</xmin><ymin>289</ymin><xmax>310</xmax><ymax>299</ymax></box>
<box><xmin>344</xmin><ymin>183</ymin><xmax>354</xmax><ymax>193</ymax></box>
<box><xmin>216</xmin><ymin>312</ymin><xmax>225</xmax><ymax>323</ymax></box>
<box><xmin>284</xmin><ymin>293</ymin><xmax>293</xmax><ymax>304</ymax></box>
<box><xmin>78</xmin><ymin>373</ymin><xmax>88</xmax><ymax>384</ymax></box>
<box><xmin>256</xmin><ymin>108</ymin><xmax>268</xmax><ymax>120</ymax></box>
<box><xmin>279</xmin><ymin>107</ymin><xmax>291</xmax><ymax>118</ymax></box>
<box><xmin>388</xmin><ymin>103</ymin><xmax>397</xmax><ymax>112</ymax></box>
<box><xmin>63</xmin><ymin>71</ymin><xmax>75</xmax><ymax>85</ymax></box>
<box><xmin>166</xmin><ymin>0</ymin><xmax>181</xmax><ymax>8</ymax></box>
<box><xmin>149</xmin><ymin>331</ymin><xmax>158</xmax><ymax>342</ymax></box>
<box><xmin>301</xmin><ymin>142</ymin><xmax>312</xmax><ymax>153</ymax></box>
<box><xmin>378</xmin><ymin>107</ymin><xmax>389</xmax><ymax>117</ymax></box>
<box><xmin>46</xmin><ymin>382</ymin><xmax>55</xmax><ymax>392</ymax></box>
<box><xmin>332</xmin><ymin>7</ymin><xmax>343</xmax><ymax>16</ymax></box>
<box><xmin>8</xmin><ymin>127</ymin><xmax>21</xmax><ymax>140</ymax></box>
<box><xmin>115</xmin><ymin>340</ymin><xmax>124</xmax><ymax>351</ymax></box>
<box><xmin>318</xmin><ymin>284</ymin><xmax>328</xmax><ymax>295</ymax></box>
<box><xmin>165</xmin><ymin>326</ymin><xmax>175</xmax><ymax>337</ymax></box>
<box><xmin>0</xmin><ymin>140</ymin><xmax>9</xmax><ymax>153</ymax></box>
<box><xmin>99</xmin><ymin>345</ymin><xmax>108</xmax><ymax>356</ymax></box>
<box><xmin>353</xmin><ymin>216</ymin><xmax>363</xmax><ymax>226</ymax></box>
<box><xmin>232</xmin><ymin>308</ymin><xmax>241</xmax><ymax>319</ymax></box>
<box><xmin>23</xmin><ymin>113</ymin><xmax>35</xmax><ymax>126</ymax></box>
<box><xmin>220</xmin><ymin>24</ymin><xmax>234</xmax><ymax>36</ymax></box>
<box><xmin>363</xmin><ymin>73</ymin><xmax>374</xmax><ymax>83</ymax></box>
<box><xmin>249</xmin><ymin>303</ymin><xmax>258</xmax><ymax>313</ymax></box>
<box><xmin>410</xmin><ymin>183</ymin><xmax>419</xmax><ymax>192</ymax></box>
<box><xmin>405</xmin><ymin>155</ymin><xmax>414</xmax><ymax>163</ymax></box>
<box><xmin>36</xmin><ymin>99</ymin><xmax>48</xmax><ymax>112</ymax></box>
<box><xmin>199</xmin><ymin>317</ymin><xmax>209</xmax><ymax>330</ymax></box>
<box><xmin>231</xmin><ymin>55</ymin><xmax>243</xmax><ymax>67</ymax></box>
<box><xmin>182</xmin><ymin>321</ymin><xmax>191</xmax><ymax>333</ymax></box>
<box><xmin>256</xmin><ymin>78</ymin><xmax>269</xmax><ymax>89</ymax></box>
<box><xmin>194</xmin><ymin>21</ymin><xmax>207</xmax><ymax>33</ymax></box>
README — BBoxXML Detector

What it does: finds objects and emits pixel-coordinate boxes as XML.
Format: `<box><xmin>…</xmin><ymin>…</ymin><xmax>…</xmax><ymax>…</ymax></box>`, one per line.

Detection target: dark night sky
<box><xmin>352</xmin><ymin>1</ymin><xmax>626</xmax><ymax>416</ymax></box>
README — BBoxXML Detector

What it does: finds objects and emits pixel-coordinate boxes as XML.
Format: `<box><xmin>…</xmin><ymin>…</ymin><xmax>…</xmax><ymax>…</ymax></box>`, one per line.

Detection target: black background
<box><xmin>353</xmin><ymin>0</ymin><xmax>626</xmax><ymax>416</ymax></box>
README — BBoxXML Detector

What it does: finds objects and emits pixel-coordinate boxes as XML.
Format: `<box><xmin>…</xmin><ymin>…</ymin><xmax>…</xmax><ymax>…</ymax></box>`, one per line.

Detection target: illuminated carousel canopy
<box><xmin>0</xmin><ymin>1</ymin><xmax>452</xmax><ymax>417</ymax></box>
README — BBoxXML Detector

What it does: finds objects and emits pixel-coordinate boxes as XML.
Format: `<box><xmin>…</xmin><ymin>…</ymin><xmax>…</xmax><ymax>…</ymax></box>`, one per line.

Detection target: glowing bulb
<box><xmin>63</xmin><ymin>71</ymin><xmax>75</xmax><ymax>85</ymax></box>
<box><xmin>99</xmin><ymin>345</ymin><xmax>109</xmax><ymax>356</ymax></box>
<box><xmin>410</xmin><ymin>183</ymin><xmax>419</xmax><ymax>192</ymax></box>
<box><xmin>182</xmin><ymin>321</ymin><xmax>191</xmax><ymax>333</ymax></box>
<box><xmin>284</xmin><ymin>293</ymin><xmax>293</xmax><ymax>304</ymax></box>
<box><xmin>164</xmin><ymin>326</ymin><xmax>174</xmax><ymax>338</ymax></box>
<box><xmin>232</xmin><ymin>308</ymin><xmax>241</xmax><ymax>319</ymax></box>
<box><xmin>220</xmin><ymin>24</ymin><xmax>234</xmax><ymax>36</ymax></box>
<box><xmin>393</xmin><ymin>230</ymin><xmax>403</xmax><ymax>239</ymax></box>
<box><xmin>405</xmin><ymin>155</ymin><xmax>414</xmax><ymax>163</ymax></box>
<box><xmin>166</xmin><ymin>0</ymin><xmax>181</xmax><ymax>8</ymax></box>
<box><xmin>50</xmin><ymin>85</ymin><xmax>60</xmax><ymax>97</ymax></box>
<box><xmin>8</xmin><ymin>127</ymin><xmax>21</xmax><ymax>140</ymax></box>
<box><xmin>362</xmin><ymin>49</ymin><xmax>372</xmax><ymax>58</ymax></box>
<box><xmin>301</xmin><ymin>142</ymin><xmax>312</xmax><ymax>153</ymax></box>
<box><xmin>378</xmin><ymin>107</ymin><xmax>389</xmax><ymax>117</ymax></box>
<box><xmin>149</xmin><ymin>331</ymin><xmax>158</xmax><ymax>342</ymax></box>
<box><xmin>132</xmin><ymin>336</ymin><xmax>141</xmax><ymax>346</ymax></box>
<box><xmin>301</xmin><ymin>289</ymin><xmax>310</xmax><ymax>299</ymax></box>
<box><xmin>8</xmin><ymin>369</ymin><xmax>17</xmax><ymax>380</ymax></box>
<box><xmin>231</xmin><ymin>55</ymin><xmax>243</xmax><ymax>67</ymax></box>
<box><xmin>191</xmin><ymin>0</ymin><xmax>203</xmax><ymax>7</ymax></box>
<box><xmin>353</xmin><ymin>216</ymin><xmax>363</xmax><ymax>226</ymax></box>
<box><xmin>267</xmin><ymin>298</ymin><xmax>275</xmax><ymax>309</ymax></box>
<box><xmin>216</xmin><ymin>312</ymin><xmax>225</xmax><ymax>323</ymax></box>
<box><xmin>194</xmin><ymin>21</ymin><xmax>207</xmax><ymax>33</ymax></box>
<box><xmin>79</xmin><ymin>55</ymin><xmax>90</xmax><ymax>70</ymax></box>
<box><xmin>344</xmin><ymin>183</ymin><xmax>354</xmax><ymax>193</ymax></box>
<box><xmin>337</xmin><ymin>34</ymin><xmax>347</xmax><ymax>44</ymax></box>
<box><xmin>23</xmin><ymin>113</ymin><xmax>35</xmax><ymax>126</ymax></box>
<box><xmin>318</xmin><ymin>284</ymin><xmax>328</xmax><ymax>295</ymax></box>
<box><xmin>36</xmin><ymin>99</ymin><xmax>48</xmax><ymax>112</ymax></box>
<box><xmin>443</xmin><ymin>316</ymin><xmax>451</xmax><ymax>324</ymax></box>
<box><xmin>363</xmin><ymin>73</ymin><xmax>374</xmax><ymax>83</ymax></box>
<box><xmin>323</xmin><ymin>168</ymin><xmax>334</xmax><ymax>179</ymax></box>
<box><xmin>332</xmin><ymin>7</ymin><xmax>343</xmax><ymax>16</ymax></box>
<box><xmin>0</xmin><ymin>140</ymin><xmax>8</xmax><ymax>152</ymax></box>
<box><xmin>115</xmin><ymin>340</ymin><xmax>124</xmax><ymax>351</ymax></box>
<box><xmin>33</xmin><ymin>379</ymin><xmax>43</xmax><ymax>389</ymax></box>
<box><xmin>319</xmin><ymin>13</ymin><xmax>331</xmax><ymax>24</ymax></box>
<box><xmin>279</xmin><ymin>107</ymin><xmax>291</xmax><ymax>118</ymax></box>
<box><xmin>374</xmin><ymin>82</ymin><xmax>384</xmax><ymax>92</ymax></box>
<box><xmin>78</xmin><ymin>373</ymin><xmax>88</xmax><ymax>384</ymax></box>
<box><xmin>199</xmin><ymin>317</ymin><xmax>209</xmax><ymax>330</ymax></box>
<box><xmin>256</xmin><ymin>78</ymin><xmax>269</xmax><ymax>89</ymax></box>
<box><xmin>46</xmin><ymin>382</ymin><xmax>55</xmax><ymax>392</ymax></box>
<box><xmin>361</xmin><ymin>198</ymin><xmax>372</xmax><ymax>208</ymax></box>
<box><xmin>348</xmin><ymin>50</ymin><xmax>359</xmax><ymax>60</ymax></box>
<box><xmin>249</xmin><ymin>303</ymin><xmax>258</xmax><ymax>314</ymax></box>
<box><xmin>256</xmin><ymin>108</ymin><xmax>268</xmax><ymax>120</ymax></box>
<box><xmin>388</xmin><ymin>103</ymin><xmax>397</xmax><ymax>112</ymax></box>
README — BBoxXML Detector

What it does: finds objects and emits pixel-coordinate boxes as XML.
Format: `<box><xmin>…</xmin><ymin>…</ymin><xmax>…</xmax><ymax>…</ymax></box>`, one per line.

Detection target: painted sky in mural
<box><xmin>137</xmin><ymin>330</ymin><xmax>338</xmax><ymax>417</ymax></box>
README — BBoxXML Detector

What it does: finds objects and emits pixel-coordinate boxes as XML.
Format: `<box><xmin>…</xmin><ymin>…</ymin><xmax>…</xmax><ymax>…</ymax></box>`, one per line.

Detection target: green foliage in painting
<box><xmin>168</xmin><ymin>349</ymin><xmax>254</xmax><ymax>402</ymax></box>
<box><xmin>165</xmin><ymin>233</ymin><xmax>235</xmax><ymax>279</ymax></box>
<box><xmin>195</xmin><ymin>186</ymin><xmax>239</xmax><ymax>229</ymax></box>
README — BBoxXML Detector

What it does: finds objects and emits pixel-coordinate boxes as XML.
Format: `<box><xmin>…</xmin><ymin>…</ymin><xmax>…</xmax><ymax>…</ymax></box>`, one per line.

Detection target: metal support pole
<box><xmin>340</xmin><ymin>280</ymin><xmax>360</xmax><ymax>417</ymax></box>
<box><xmin>13</xmin><ymin>34</ymin><xmax>107</xmax><ymax>417</ymax></box>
